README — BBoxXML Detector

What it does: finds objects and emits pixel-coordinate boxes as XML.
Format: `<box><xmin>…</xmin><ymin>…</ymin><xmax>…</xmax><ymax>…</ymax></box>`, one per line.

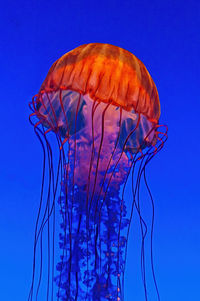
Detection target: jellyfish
<box><xmin>28</xmin><ymin>43</ymin><xmax>167</xmax><ymax>301</ymax></box>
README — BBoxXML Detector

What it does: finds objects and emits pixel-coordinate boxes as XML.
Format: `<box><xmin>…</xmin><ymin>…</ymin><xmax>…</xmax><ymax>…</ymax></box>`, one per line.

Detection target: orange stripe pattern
<box><xmin>39</xmin><ymin>43</ymin><xmax>160</xmax><ymax>121</ymax></box>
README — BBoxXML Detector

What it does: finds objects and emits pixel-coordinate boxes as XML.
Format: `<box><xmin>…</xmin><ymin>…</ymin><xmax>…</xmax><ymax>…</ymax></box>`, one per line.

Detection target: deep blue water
<box><xmin>0</xmin><ymin>0</ymin><xmax>199</xmax><ymax>300</ymax></box>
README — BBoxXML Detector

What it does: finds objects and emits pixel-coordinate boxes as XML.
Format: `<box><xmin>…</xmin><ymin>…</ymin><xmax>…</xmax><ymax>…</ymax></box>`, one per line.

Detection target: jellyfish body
<box><xmin>29</xmin><ymin>44</ymin><xmax>167</xmax><ymax>301</ymax></box>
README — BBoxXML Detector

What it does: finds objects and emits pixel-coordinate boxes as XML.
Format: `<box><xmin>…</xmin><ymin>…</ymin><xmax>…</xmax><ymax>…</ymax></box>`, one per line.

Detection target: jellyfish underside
<box><xmin>28</xmin><ymin>88</ymin><xmax>163</xmax><ymax>301</ymax></box>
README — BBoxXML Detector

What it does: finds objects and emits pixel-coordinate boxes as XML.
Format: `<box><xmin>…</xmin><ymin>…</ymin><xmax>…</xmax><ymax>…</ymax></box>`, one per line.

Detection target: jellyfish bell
<box><xmin>29</xmin><ymin>43</ymin><xmax>167</xmax><ymax>301</ymax></box>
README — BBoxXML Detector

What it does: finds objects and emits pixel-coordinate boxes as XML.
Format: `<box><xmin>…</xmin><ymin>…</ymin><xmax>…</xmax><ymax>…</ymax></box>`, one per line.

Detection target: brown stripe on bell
<box><xmin>39</xmin><ymin>43</ymin><xmax>160</xmax><ymax>121</ymax></box>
